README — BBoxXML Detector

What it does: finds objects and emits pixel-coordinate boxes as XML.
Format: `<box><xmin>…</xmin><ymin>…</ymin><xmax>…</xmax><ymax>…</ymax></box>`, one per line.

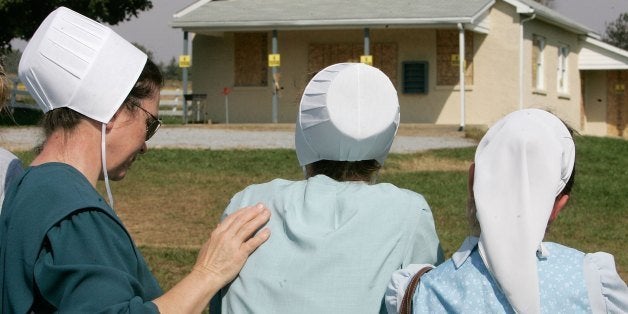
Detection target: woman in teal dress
<box><xmin>0</xmin><ymin>58</ymin><xmax>24</xmax><ymax>213</ymax></box>
<box><xmin>0</xmin><ymin>7</ymin><xmax>270</xmax><ymax>313</ymax></box>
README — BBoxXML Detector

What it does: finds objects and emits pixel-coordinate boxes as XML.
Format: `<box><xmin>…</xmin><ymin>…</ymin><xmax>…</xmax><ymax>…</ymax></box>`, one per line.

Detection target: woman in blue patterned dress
<box><xmin>387</xmin><ymin>109</ymin><xmax>627</xmax><ymax>313</ymax></box>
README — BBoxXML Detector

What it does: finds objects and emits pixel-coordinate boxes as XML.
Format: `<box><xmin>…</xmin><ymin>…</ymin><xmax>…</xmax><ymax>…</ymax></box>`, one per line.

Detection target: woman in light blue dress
<box><xmin>212</xmin><ymin>63</ymin><xmax>444</xmax><ymax>314</ymax></box>
<box><xmin>386</xmin><ymin>109</ymin><xmax>627</xmax><ymax>313</ymax></box>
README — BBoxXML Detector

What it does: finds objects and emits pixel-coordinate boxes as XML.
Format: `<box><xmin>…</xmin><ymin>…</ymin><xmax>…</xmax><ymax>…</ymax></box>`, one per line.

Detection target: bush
<box><xmin>0</xmin><ymin>107</ymin><xmax>42</xmax><ymax>126</ymax></box>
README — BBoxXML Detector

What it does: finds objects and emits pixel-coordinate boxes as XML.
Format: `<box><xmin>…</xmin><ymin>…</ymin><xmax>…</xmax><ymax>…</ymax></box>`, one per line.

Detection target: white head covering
<box><xmin>473</xmin><ymin>109</ymin><xmax>575</xmax><ymax>313</ymax></box>
<box><xmin>18</xmin><ymin>7</ymin><xmax>148</xmax><ymax>209</ymax></box>
<box><xmin>18</xmin><ymin>6</ymin><xmax>147</xmax><ymax>123</ymax></box>
<box><xmin>295</xmin><ymin>63</ymin><xmax>400</xmax><ymax>166</ymax></box>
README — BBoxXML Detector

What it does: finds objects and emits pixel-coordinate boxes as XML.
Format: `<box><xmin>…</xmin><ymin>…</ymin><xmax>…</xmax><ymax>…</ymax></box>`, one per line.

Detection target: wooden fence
<box><xmin>6</xmin><ymin>79</ymin><xmax>192</xmax><ymax>119</ymax></box>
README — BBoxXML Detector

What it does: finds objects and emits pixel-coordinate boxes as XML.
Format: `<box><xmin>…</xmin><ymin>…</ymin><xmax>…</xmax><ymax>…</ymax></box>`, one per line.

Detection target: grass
<box><xmin>14</xmin><ymin>135</ymin><xmax>628</xmax><ymax>292</ymax></box>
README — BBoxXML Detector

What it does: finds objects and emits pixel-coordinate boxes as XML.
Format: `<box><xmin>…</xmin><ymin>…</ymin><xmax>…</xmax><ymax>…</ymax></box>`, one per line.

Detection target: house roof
<box><xmin>579</xmin><ymin>37</ymin><xmax>628</xmax><ymax>70</ymax></box>
<box><xmin>505</xmin><ymin>0</ymin><xmax>596</xmax><ymax>36</ymax></box>
<box><xmin>171</xmin><ymin>0</ymin><xmax>495</xmax><ymax>32</ymax></box>
<box><xmin>171</xmin><ymin>0</ymin><xmax>595</xmax><ymax>36</ymax></box>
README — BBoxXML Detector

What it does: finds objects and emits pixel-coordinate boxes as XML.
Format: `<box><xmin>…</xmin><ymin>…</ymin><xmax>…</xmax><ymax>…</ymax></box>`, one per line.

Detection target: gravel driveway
<box><xmin>0</xmin><ymin>125</ymin><xmax>476</xmax><ymax>153</ymax></box>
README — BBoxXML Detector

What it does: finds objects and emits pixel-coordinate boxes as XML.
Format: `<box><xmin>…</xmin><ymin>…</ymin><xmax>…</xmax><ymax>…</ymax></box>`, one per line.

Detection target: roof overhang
<box><xmin>579</xmin><ymin>36</ymin><xmax>628</xmax><ymax>70</ymax></box>
<box><xmin>171</xmin><ymin>0</ymin><xmax>495</xmax><ymax>34</ymax></box>
<box><xmin>502</xmin><ymin>0</ymin><xmax>594</xmax><ymax>36</ymax></box>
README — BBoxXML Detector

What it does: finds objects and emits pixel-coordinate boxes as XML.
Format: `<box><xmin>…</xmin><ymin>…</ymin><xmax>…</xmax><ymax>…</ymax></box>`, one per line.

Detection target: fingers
<box><xmin>241</xmin><ymin>228</ymin><xmax>271</xmax><ymax>255</ymax></box>
<box><xmin>218</xmin><ymin>203</ymin><xmax>266</xmax><ymax>232</ymax></box>
<box><xmin>234</xmin><ymin>205</ymin><xmax>270</xmax><ymax>241</ymax></box>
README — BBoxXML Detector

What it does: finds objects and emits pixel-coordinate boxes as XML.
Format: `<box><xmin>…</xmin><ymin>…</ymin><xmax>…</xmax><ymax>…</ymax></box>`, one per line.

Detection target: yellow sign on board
<box><xmin>268</xmin><ymin>54</ymin><xmax>281</xmax><ymax>67</ymax></box>
<box><xmin>360</xmin><ymin>55</ymin><xmax>373</xmax><ymax>66</ymax></box>
<box><xmin>451</xmin><ymin>54</ymin><xmax>466</xmax><ymax>67</ymax></box>
<box><xmin>179</xmin><ymin>55</ymin><xmax>191</xmax><ymax>68</ymax></box>
<box><xmin>615</xmin><ymin>83</ymin><xmax>626</xmax><ymax>93</ymax></box>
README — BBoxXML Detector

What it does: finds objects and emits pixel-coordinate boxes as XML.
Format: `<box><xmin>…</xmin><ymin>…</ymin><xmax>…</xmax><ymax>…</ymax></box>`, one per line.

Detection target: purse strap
<box><xmin>399</xmin><ymin>266</ymin><xmax>433</xmax><ymax>314</ymax></box>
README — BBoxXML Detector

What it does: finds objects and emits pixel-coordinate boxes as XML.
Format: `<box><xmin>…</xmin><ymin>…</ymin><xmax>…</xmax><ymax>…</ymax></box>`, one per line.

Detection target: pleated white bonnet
<box><xmin>18</xmin><ymin>6</ymin><xmax>147</xmax><ymax>123</ymax></box>
<box><xmin>295</xmin><ymin>63</ymin><xmax>400</xmax><ymax>166</ymax></box>
<box><xmin>473</xmin><ymin>109</ymin><xmax>575</xmax><ymax>313</ymax></box>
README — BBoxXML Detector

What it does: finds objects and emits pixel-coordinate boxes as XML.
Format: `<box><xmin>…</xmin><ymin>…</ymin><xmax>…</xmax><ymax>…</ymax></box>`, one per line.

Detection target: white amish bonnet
<box><xmin>18</xmin><ymin>6</ymin><xmax>147</xmax><ymax>123</ymax></box>
<box><xmin>473</xmin><ymin>108</ymin><xmax>575</xmax><ymax>313</ymax></box>
<box><xmin>295</xmin><ymin>63</ymin><xmax>400</xmax><ymax>166</ymax></box>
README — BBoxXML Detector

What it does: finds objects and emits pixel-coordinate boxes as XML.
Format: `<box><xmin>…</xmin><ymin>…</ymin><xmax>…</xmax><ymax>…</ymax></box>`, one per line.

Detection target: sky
<box><xmin>11</xmin><ymin>0</ymin><xmax>628</xmax><ymax>64</ymax></box>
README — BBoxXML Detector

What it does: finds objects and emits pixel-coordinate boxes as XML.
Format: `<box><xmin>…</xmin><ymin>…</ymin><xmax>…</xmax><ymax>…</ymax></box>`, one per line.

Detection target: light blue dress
<box><xmin>411</xmin><ymin>237</ymin><xmax>628</xmax><ymax>314</ymax></box>
<box><xmin>213</xmin><ymin>175</ymin><xmax>444</xmax><ymax>314</ymax></box>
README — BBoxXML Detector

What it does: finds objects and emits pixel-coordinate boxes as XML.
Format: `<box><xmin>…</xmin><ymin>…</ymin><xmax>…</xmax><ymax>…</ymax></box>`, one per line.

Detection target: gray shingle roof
<box><xmin>171</xmin><ymin>0</ymin><xmax>494</xmax><ymax>30</ymax></box>
<box><xmin>171</xmin><ymin>0</ymin><xmax>595</xmax><ymax>36</ymax></box>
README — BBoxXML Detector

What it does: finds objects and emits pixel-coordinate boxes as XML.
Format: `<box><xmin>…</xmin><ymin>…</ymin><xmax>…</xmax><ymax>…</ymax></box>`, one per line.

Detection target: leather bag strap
<box><xmin>399</xmin><ymin>266</ymin><xmax>433</xmax><ymax>314</ymax></box>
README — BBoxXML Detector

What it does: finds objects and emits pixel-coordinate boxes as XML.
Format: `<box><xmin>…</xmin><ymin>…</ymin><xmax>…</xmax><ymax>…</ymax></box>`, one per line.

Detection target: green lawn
<box><xmin>15</xmin><ymin>135</ymin><xmax>628</xmax><ymax>291</ymax></box>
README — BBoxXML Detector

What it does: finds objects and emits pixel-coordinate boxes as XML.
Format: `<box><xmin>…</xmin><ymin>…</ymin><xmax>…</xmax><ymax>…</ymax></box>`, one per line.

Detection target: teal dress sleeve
<box><xmin>33</xmin><ymin>210</ymin><xmax>162</xmax><ymax>313</ymax></box>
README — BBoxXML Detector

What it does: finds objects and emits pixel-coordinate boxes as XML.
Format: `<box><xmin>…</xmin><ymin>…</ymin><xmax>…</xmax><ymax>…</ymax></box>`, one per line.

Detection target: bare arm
<box><xmin>153</xmin><ymin>203</ymin><xmax>271</xmax><ymax>313</ymax></box>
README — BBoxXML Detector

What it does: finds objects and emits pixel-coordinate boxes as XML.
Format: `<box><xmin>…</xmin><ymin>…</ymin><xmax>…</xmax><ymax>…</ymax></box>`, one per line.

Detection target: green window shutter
<box><xmin>402</xmin><ymin>61</ymin><xmax>428</xmax><ymax>94</ymax></box>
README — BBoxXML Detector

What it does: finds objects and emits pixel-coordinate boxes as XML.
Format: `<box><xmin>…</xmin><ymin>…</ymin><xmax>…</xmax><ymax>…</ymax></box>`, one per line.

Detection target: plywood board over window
<box><xmin>234</xmin><ymin>33</ymin><xmax>268</xmax><ymax>86</ymax></box>
<box><xmin>436</xmin><ymin>30</ymin><xmax>474</xmax><ymax>86</ymax></box>
<box><xmin>307</xmin><ymin>43</ymin><xmax>398</xmax><ymax>86</ymax></box>
<box><xmin>607</xmin><ymin>70</ymin><xmax>628</xmax><ymax>137</ymax></box>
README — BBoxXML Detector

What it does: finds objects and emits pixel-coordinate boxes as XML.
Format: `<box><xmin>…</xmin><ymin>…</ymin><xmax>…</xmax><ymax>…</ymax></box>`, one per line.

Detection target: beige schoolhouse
<box><xmin>171</xmin><ymin>0</ymin><xmax>628</xmax><ymax>137</ymax></box>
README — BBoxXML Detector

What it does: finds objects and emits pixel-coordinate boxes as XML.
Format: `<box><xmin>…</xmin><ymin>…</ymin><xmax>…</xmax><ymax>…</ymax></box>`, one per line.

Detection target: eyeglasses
<box><xmin>134</xmin><ymin>104</ymin><xmax>161</xmax><ymax>141</ymax></box>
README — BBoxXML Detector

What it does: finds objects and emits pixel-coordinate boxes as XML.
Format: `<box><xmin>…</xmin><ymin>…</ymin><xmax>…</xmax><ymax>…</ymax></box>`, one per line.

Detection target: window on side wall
<box><xmin>532</xmin><ymin>35</ymin><xmax>546</xmax><ymax>91</ymax></box>
<box><xmin>234</xmin><ymin>32</ymin><xmax>268</xmax><ymax>87</ymax></box>
<box><xmin>557</xmin><ymin>45</ymin><xmax>569</xmax><ymax>95</ymax></box>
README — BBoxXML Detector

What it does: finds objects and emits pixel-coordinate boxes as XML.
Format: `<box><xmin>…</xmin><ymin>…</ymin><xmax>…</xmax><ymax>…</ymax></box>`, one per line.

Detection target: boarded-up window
<box><xmin>307</xmin><ymin>43</ymin><xmax>398</xmax><ymax>86</ymax></box>
<box><xmin>532</xmin><ymin>35</ymin><xmax>546</xmax><ymax>90</ymax></box>
<box><xmin>436</xmin><ymin>30</ymin><xmax>473</xmax><ymax>86</ymax></box>
<box><xmin>234</xmin><ymin>33</ymin><xmax>268</xmax><ymax>86</ymax></box>
<box><xmin>607</xmin><ymin>70</ymin><xmax>628</xmax><ymax>137</ymax></box>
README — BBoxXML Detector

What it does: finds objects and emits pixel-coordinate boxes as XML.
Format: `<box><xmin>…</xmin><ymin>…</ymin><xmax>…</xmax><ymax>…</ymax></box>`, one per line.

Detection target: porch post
<box><xmin>272</xmin><ymin>29</ymin><xmax>279</xmax><ymax>123</ymax></box>
<box><xmin>182</xmin><ymin>31</ymin><xmax>189</xmax><ymax>124</ymax></box>
<box><xmin>364</xmin><ymin>28</ymin><xmax>370</xmax><ymax>56</ymax></box>
<box><xmin>458</xmin><ymin>23</ymin><xmax>465</xmax><ymax>131</ymax></box>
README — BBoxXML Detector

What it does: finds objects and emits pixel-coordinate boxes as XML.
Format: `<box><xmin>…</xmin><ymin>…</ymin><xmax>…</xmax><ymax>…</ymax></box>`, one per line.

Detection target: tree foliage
<box><xmin>0</xmin><ymin>0</ymin><xmax>153</xmax><ymax>51</ymax></box>
<box><xmin>160</xmin><ymin>57</ymin><xmax>184</xmax><ymax>81</ymax></box>
<box><xmin>604</xmin><ymin>13</ymin><xmax>628</xmax><ymax>51</ymax></box>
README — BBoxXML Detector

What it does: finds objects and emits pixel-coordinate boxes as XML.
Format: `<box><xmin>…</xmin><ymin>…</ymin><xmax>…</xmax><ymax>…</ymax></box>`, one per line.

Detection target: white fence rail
<box><xmin>7</xmin><ymin>79</ymin><xmax>193</xmax><ymax>119</ymax></box>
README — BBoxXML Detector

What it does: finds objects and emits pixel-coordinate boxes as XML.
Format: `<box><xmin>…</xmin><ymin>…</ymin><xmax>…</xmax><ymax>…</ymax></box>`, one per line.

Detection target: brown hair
<box><xmin>40</xmin><ymin>59</ymin><xmax>163</xmax><ymax>138</ymax></box>
<box><xmin>305</xmin><ymin>159</ymin><xmax>381</xmax><ymax>182</ymax></box>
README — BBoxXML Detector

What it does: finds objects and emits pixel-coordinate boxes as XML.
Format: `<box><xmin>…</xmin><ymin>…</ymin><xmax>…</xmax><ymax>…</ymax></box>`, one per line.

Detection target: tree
<box><xmin>0</xmin><ymin>0</ymin><xmax>153</xmax><ymax>51</ymax></box>
<box><xmin>604</xmin><ymin>13</ymin><xmax>628</xmax><ymax>51</ymax></box>
<box><xmin>0</xmin><ymin>49</ymin><xmax>22</xmax><ymax>74</ymax></box>
<box><xmin>162</xmin><ymin>57</ymin><xmax>182</xmax><ymax>81</ymax></box>
<box><xmin>132</xmin><ymin>43</ymin><xmax>155</xmax><ymax>62</ymax></box>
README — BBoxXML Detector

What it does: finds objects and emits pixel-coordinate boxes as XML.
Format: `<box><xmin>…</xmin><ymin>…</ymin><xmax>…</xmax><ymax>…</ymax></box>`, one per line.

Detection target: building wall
<box><xmin>461</xmin><ymin>1</ymin><xmax>520</xmax><ymax>126</ymax></box>
<box><xmin>522</xmin><ymin>19</ymin><xmax>583</xmax><ymax>129</ymax></box>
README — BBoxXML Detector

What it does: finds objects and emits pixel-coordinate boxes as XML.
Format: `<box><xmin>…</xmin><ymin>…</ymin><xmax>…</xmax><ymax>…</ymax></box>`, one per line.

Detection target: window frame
<box><xmin>532</xmin><ymin>35</ymin><xmax>546</xmax><ymax>91</ymax></box>
<box><xmin>557</xmin><ymin>44</ymin><xmax>569</xmax><ymax>95</ymax></box>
